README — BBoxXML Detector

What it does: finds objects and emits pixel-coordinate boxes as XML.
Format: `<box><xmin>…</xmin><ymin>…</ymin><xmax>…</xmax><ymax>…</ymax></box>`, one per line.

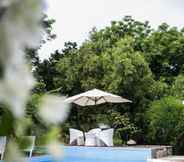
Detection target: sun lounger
<box><xmin>0</xmin><ymin>136</ymin><xmax>6</xmax><ymax>160</ymax></box>
<box><xmin>23</xmin><ymin>136</ymin><xmax>36</xmax><ymax>157</ymax></box>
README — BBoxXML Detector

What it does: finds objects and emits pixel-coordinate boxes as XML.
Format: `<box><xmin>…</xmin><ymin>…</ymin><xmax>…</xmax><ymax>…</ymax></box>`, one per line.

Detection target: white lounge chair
<box><xmin>85</xmin><ymin>128</ymin><xmax>101</xmax><ymax>146</ymax></box>
<box><xmin>98</xmin><ymin>128</ymin><xmax>114</xmax><ymax>146</ymax></box>
<box><xmin>0</xmin><ymin>136</ymin><xmax>6</xmax><ymax>160</ymax></box>
<box><xmin>69</xmin><ymin>128</ymin><xmax>84</xmax><ymax>146</ymax></box>
<box><xmin>23</xmin><ymin>136</ymin><xmax>36</xmax><ymax>158</ymax></box>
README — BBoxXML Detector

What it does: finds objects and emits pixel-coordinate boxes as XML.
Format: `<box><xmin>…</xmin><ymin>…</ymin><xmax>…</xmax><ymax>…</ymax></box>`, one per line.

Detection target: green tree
<box><xmin>142</xmin><ymin>23</ymin><xmax>184</xmax><ymax>83</ymax></box>
<box><xmin>54</xmin><ymin>37</ymin><xmax>165</xmax><ymax>143</ymax></box>
<box><xmin>89</xmin><ymin>16</ymin><xmax>151</xmax><ymax>54</ymax></box>
<box><xmin>34</xmin><ymin>16</ymin><xmax>184</xmax><ymax>147</ymax></box>
<box><xmin>34</xmin><ymin>42</ymin><xmax>78</xmax><ymax>91</ymax></box>
<box><xmin>147</xmin><ymin>96</ymin><xmax>184</xmax><ymax>154</ymax></box>
<box><xmin>170</xmin><ymin>75</ymin><xmax>184</xmax><ymax>99</ymax></box>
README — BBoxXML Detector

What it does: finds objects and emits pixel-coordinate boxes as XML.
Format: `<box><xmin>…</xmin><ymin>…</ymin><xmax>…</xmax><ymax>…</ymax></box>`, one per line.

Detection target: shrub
<box><xmin>147</xmin><ymin>96</ymin><xmax>184</xmax><ymax>154</ymax></box>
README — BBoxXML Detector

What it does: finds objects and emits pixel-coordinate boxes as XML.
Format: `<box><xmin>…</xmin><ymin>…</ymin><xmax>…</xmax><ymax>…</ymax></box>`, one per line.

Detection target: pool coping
<box><xmin>0</xmin><ymin>145</ymin><xmax>172</xmax><ymax>161</ymax></box>
<box><xmin>34</xmin><ymin>145</ymin><xmax>172</xmax><ymax>158</ymax></box>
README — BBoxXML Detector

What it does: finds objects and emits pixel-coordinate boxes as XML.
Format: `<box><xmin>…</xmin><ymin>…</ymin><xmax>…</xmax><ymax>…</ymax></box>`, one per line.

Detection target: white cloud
<box><xmin>40</xmin><ymin>0</ymin><xmax>184</xmax><ymax>59</ymax></box>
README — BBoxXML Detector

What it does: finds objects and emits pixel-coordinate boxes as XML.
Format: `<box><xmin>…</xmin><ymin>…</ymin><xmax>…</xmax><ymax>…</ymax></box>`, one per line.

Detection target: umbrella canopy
<box><xmin>65</xmin><ymin>88</ymin><xmax>132</xmax><ymax>106</ymax></box>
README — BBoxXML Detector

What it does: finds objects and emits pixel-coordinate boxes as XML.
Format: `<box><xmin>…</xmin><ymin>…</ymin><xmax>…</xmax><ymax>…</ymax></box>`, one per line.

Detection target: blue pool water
<box><xmin>29</xmin><ymin>146</ymin><xmax>152</xmax><ymax>162</ymax></box>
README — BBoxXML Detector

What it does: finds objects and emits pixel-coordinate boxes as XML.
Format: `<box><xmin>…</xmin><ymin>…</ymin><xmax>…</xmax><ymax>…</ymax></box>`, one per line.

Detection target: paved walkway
<box><xmin>148</xmin><ymin>156</ymin><xmax>184</xmax><ymax>162</ymax></box>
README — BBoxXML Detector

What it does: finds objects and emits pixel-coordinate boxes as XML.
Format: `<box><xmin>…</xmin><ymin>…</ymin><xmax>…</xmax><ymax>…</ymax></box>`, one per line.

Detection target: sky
<box><xmin>39</xmin><ymin>0</ymin><xmax>184</xmax><ymax>59</ymax></box>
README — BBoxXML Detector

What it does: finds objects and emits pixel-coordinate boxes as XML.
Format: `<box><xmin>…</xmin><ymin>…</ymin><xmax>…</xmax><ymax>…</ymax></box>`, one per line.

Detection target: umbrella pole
<box><xmin>76</xmin><ymin>106</ymin><xmax>80</xmax><ymax>130</ymax></box>
<box><xmin>76</xmin><ymin>106</ymin><xmax>85</xmax><ymax>144</ymax></box>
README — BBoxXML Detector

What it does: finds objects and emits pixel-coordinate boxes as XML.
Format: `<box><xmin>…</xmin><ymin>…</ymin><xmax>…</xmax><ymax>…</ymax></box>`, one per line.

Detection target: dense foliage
<box><xmin>147</xmin><ymin>97</ymin><xmax>184</xmax><ymax>154</ymax></box>
<box><xmin>31</xmin><ymin>16</ymin><xmax>184</xmax><ymax>153</ymax></box>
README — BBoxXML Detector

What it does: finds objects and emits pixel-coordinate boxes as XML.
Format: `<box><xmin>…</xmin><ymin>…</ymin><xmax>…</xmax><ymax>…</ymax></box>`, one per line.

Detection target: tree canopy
<box><xmin>31</xmin><ymin>16</ymin><xmax>184</xmax><ymax>153</ymax></box>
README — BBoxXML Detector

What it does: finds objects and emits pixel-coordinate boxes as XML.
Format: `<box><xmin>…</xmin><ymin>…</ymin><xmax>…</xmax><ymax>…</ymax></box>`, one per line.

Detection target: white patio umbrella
<box><xmin>65</xmin><ymin>88</ymin><xmax>132</xmax><ymax>131</ymax></box>
<box><xmin>65</xmin><ymin>88</ymin><xmax>132</xmax><ymax>106</ymax></box>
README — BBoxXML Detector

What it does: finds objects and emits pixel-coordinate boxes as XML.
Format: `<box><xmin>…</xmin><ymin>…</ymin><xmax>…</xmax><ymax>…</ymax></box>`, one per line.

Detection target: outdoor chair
<box><xmin>22</xmin><ymin>136</ymin><xmax>36</xmax><ymax>158</ymax></box>
<box><xmin>85</xmin><ymin>133</ymin><xmax>98</xmax><ymax>146</ymax></box>
<box><xmin>0</xmin><ymin>136</ymin><xmax>6</xmax><ymax>160</ymax></box>
<box><xmin>85</xmin><ymin>128</ymin><xmax>114</xmax><ymax>147</ymax></box>
<box><xmin>69</xmin><ymin>128</ymin><xmax>84</xmax><ymax>146</ymax></box>
<box><xmin>98</xmin><ymin>128</ymin><xmax>114</xmax><ymax>146</ymax></box>
<box><xmin>87</xmin><ymin>128</ymin><xmax>101</xmax><ymax>135</ymax></box>
<box><xmin>85</xmin><ymin>128</ymin><xmax>101</xmax><ymax>146</ymax></box>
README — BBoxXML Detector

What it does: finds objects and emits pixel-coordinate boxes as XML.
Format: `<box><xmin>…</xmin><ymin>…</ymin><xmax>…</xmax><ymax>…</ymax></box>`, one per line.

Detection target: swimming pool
<box><xmin>29</xmin><ymin>146</ymin><xmax>152</xmax><ymax>162</ymax></box>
